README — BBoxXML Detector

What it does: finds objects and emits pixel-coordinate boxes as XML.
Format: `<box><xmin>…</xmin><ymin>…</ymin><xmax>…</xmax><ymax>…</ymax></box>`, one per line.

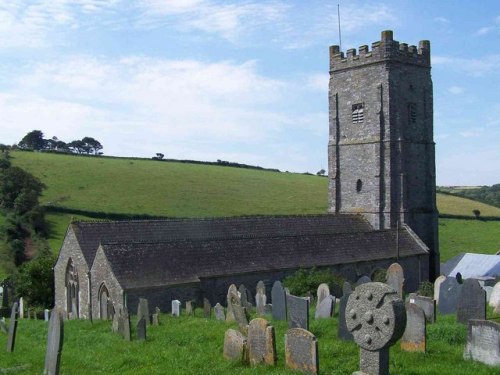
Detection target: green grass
<box><xmin>0</xmin><ymin>308</ymin><xmax>498</xmax><ymax>374</ymax></box>
<box><xmin>437</xmin><ymin>194</ymin><xmax>500</xmax><ymax>217</ymax></box>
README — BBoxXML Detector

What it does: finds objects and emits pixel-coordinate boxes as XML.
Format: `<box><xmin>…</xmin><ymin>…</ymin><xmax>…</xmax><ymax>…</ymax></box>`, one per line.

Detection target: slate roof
<box><xmin>98</xmin><ymin>226</ymin><xmax>428</xmax><ymax>290</ymax></box>
<box><xmin>442</xmin><ymin>253</ymin><xmax>500</xmax><ymax>279</ymax></box>
<box><xmin>70</xmin><ymin>214</ymin><xmax>373</xmax><ymax>265</ymax></box>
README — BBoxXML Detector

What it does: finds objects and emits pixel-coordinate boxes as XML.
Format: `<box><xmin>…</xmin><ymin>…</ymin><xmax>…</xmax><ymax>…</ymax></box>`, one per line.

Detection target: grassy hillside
<box><xmin>437</xmin><ymin>193</ymin><xmax>500</xmax><ymax>217</ymax></box>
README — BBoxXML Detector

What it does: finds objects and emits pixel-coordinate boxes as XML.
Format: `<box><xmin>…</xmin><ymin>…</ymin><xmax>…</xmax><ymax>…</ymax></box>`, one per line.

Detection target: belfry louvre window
<box><xmin>352</xmin><ymin>103</ymin><xmax>364</xmax><ymax>123</ymax></box>
<box><xmin>408</xmin><ymin>103</ymin><xmax>417</xmax><ymax>123</ymax></box>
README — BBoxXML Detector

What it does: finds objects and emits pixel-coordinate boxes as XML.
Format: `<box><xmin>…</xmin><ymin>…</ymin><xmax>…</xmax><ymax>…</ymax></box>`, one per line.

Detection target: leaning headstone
<box><xmin>408</xmin><ymin>294</ymin><xmax>436</xmax><ymax>323</ymax></box>
<box><xmin>285</xmin><ymin>328</ymin><xmax>319</xmax><ymax>375</ymax></box>
<box><xmin>386</xmin><ymin>263</ymin><xmax>405</xmax><ymax>298</ymax></box>
<box><xmin>343</xmin><ymin>281</ymin><xmax>353</xmax><ymax>295</ymax></box>
<box><xmin>137</xmin><ymin>298</ymin><xmax>150</xmax><ymax>326</ymax></box>
<box><xmin>18</xmin><ymin>298</ymin><xmax>24</xmax><ymax>319</ymax></box>
<box><xmin>346</xmin><ymin>282</ymin><xmax>406</xmax><ymax>375</ymax></box>
<box><xmin>433</xmin><ymin>275</ymin><xmax>446</xmax><ymax>304</ymax></box>
<box><xmin>185</xmin><ymin>301</ymin><xmax>194</xmax><ymax>316</ymax></box>
<box><xmin>401</xmin><ymin>303</ymin><xmax>426</xmax><ymax>353</ymax></box>
<box><xmin>247</xmin><ymin>318</ymin><xmax>277</xmax><ymax>366</ymax></box>
<box><xmin>287</xmin><ymin>294</ymin><xmax>309</xmax><ymax>330</ymax></box>
<box><xmin>44</xmin><ymin>310</ymin><xmax>63</xmax><ymax>375</ymax></box>
<box><xmin>44</xmin><ymin>309</ymin><xmax>50</xmax><ymax>322</ymax></box>
<box><xmin>457</xmin><ymin>279</ymin><xmax>486</xmax><ymax>324</ymax></box>
<box><xmin>6</xmin><ymin>302</ymin><xmax>18</xmax><ymax>352</ymax></box>
<box><xmin>438</xmin><ymin>277</ymin><xmax>462</xmax><ymax>315</ymax></box>
<box><xmin>316</xmin><ymin>283</ymin><xmax>330</xmax><ymax>309</ymax></box>
<box><xmin>338</xmin><ymin>292</ymin><xmax>353</xmax><ymax>341</ymax></box>
<box><xmin>152</xmin><ymin>313</ymin><xmax>159</xmax><ymax>326</ymax></box>
<box><xmin>172</xmin><ymin>300</ymin><xmax>181</xmax><ymax>317</ymax></box>
<box><xmin>215</xmin><ymin>303</ymin><xmax>225</xmax><ymax>321</ymax></box>
<box><xmin>315</xmin><ymin>295</ymin><xmax>335</xmax><ymax>319</ymax></box>
<box><xmin>463</xmin><ymin>319</ymin><xmax>500</xmax><ymax>366</ymax></box>
<box><xmin>232</xmin><ymin>304</ymin><xmax>249</xmax><ymax>327</ymax></box>
<box><xmin>226</xmin><ymin>284</ymin><xmax>240</xmax><ymax>322</ymax></box>
<box><xmin>223</xmin><ymin>329</ymin><xmax>248</xmax><ymax>363</ymax></box>
<box><xmin>256</xmin><ymin>281</ymin><xmax>267</xmax><ymax>316</ymax></box>
<box><xmin>137</xmin><ymin>317</ymin><xmax>146</xmax><ymax>341</ymax></box>
<box><xmin>489</xmin><ymin>281</ymin><xmax>500</xmax><ymax>311</ymax></box>
<box><xmin>203</xmin><ymin>298</ymin><xmax>211</xmax><ymax>318</ymax></box>
<box><xmin>271</xmin><ymin>281</ymin><xmax>287</xmax><ymax>321</ymax></box>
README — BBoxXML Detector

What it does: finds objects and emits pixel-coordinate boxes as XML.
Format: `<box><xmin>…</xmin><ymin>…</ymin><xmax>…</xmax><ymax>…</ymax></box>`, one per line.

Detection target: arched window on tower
<box><xmin>65</xmin><ymin>259</ymin><xmax>79</xmax><ymax>318</ymax></box>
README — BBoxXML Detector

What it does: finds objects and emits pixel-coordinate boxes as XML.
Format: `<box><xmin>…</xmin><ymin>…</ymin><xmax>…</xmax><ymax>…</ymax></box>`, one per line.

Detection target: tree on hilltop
<box><xmin>18</xmin><ymin>130</ymin><xmax>46</xmax><ymax>150</ymax></box>
<box><xmin>81</xmin><ymin>137</ymin><xmax>103</xmax><ymax>155</ymax></box>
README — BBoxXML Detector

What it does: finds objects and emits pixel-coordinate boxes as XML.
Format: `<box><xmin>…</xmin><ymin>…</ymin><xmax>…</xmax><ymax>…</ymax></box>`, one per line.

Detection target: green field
<box><xmin>0</xmin><ymin>307</ymin><xmax>499</xmax><ymax>374</ymax></box>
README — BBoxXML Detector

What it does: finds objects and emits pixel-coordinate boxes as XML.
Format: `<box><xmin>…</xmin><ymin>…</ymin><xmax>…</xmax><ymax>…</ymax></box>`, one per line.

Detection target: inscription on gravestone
<box><xmin>457</xmin><ymin>279</ymin><xmax>486</xmax><ymax>324</ymax></box>
<box><xmin>271</xmin><ymin>281</ymin><xmax>286</xmax><ymax>321</ymax></box>
<box><xmin>247</xmin><ymin>318</ymin><xmax>276</xmax><ymax>366</ymax></box>
<box><xmin>6</xmin><ymin>302</ymin><xmax>18</xmax><ymax>352</ymax></box>
<box><xmin>285</xmin><ymin>328</ymin><xmax>319</xmax><ymax>375</ymax></box>
<box><xmin>287</xmin><ymin>294</ymin><xmax>309</xmax><ymax>330</ymax></box>
<box><xmin>44</xmin><ymin>310</ymin><xmax>64</xmax><ymax>375</ymax></box>
<box><xmin>463</xmin><ymin>319</ymin><xmax>500</xmax><ymax>366</ymax></box>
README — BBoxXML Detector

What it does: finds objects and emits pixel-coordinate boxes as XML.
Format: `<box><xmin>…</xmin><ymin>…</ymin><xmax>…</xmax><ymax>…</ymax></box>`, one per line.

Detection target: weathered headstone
<box><xmin>137</xmin><ymin>317</ymin><xmax>146</xmax><ymax>341</ymax></box>
<box><xmin>215</xmin><ymin>303</ymin><xmax>225</xmax><ymax>321</ymax></box>
<box><xmin>256</xmin><ymin>281</ymin><xmax>267</xmax><ymax>316</ymax></box>
<box><xmin>18</xmin><ymin>297</ymin><xmax>24</xmax><ymax>319</ymax></box>
<box><xmin>223</xmin><ymin>329</ymin><xmax>248</xmax><ymax>362</ymax></box>
<box><xmin>356</xmin><ymin>276</ymin><xmax>371</xmax><ymax>286</ymax></box>
<box><xmin>152</xmin><ymin>313</ymin><xmax>159</xmax><ymax>326</ymax></box>
<box><xmin>346</xmin><ymin>282</ymin><xmax>406</xmax><ymax>375</ymax></box>
<box><xmin>239</xmin><ymin>284</ymin><xmax>252</xmax><ymax>309</ymax></box>
<box><xmin>137</xmin><ymin>298</ymin><xmax>150</xmax><ymax>326</ymax></box>
<box><xmin>401</xmin><ymin>303</ymin><xmax>426</xmax><ymax>353</ymax></box>
<box><xmin>285</xmin><ymin>328</ymin><xmax>319</xmax><ymax>375</ymax></box>
<box><xmin>44</xmin><ymin>309</ymin><xmax>50</xmax><ymax>322</ymax></box>
<box><xmin>315</xmin><ymin>295</ymin><xmax>335</xmax><ymax>320</ymax></box>
<box><xmin>338</xmin><ymin>292</ymin><xmax>353</xmax><ymax>341</ymax></box>
<box><xmin>171</xmin><ymin>300</ymin><xmax>181</xmax><ymax>317</ymax></box>
<box><xmin>489</xmin><ymin>281</ymin><xmax>500</xmax><ymax>312</ymax></box>
<box><xmin>203</xmin><ymin>298</ymin><xmax>211</xmax><ymax>318</ymax></box>
<box><xmin>226</xmin><ymin>284</ymin><xmax>239</xmax><ymax>322</ymax></box>
<box><xmin>463</xmin><ymin>319</ymin><xmax>500</xmax><ymax>366</ymax></box>
<box><xmin>386</xmin><ymin>263</ymin><xmax>405</xmax><ymax>298</ymax></box>
<box><xmin>122</xmin><ymin>308</ymin><xmax>131</xmax><ymax>341</ymax></box>
<box><xmin>316</xmin><ymin>283</ymin><xmax>330</xmax><ymax>309</ymax></box>
<box><xmin>44</xmin><ymin>310</ymin><xmax>63</xmax><ymax>375</ymax></box>
<box><xmin>111</xmin><ymin>312</ymin><xmax>120</xmax><ymax>332</ymax></box>
<box><xmin>457</xmin><ymin>279</ymin><xmax>486</xmax><ymax>324</ymax></box>
<box><xmin>6</xmin><ymin>302</ymin><xmax>18</xmax><ymax>352</ymax></box>
<box><xmin>408</xmin><ymin>294</ymin><xmax>435</xmax><ymax>323</ymax></box>
<box><xmin>247</xmin><ymin>318</ymin><xmax>277</xmax><ymax>366</ymax></box>
<box><xmin>438</xmin><ymin>277</ymin><xmax>462</xmax><ymax>315</ymax></box>
<box><xmin>343</xmin><ymin>281</ymin><xmax>353</xmax><ymax>295</ymax></box>
<box><xmin>287</xmin><ymin>294</ymin><xmax>309</xmax><ymax>330</ymax></box>
<box><xmin>271</xmin><ymin>280</ymin><xmax>286</xmax><ymax>321</ymax></box>
<box><xmin>433</xmin><ymin>275</ymin><xmax>446</xmax><ymax>304</ymax></box>
<box><xmin>185</xmin><ymin>301</ymin><xmax>194</xmax><ymax>316</ymax></box>
<box><xmin>232</xmin><ymin>304</ymin><xmax>249</xmax><ymax>326</ymax></box>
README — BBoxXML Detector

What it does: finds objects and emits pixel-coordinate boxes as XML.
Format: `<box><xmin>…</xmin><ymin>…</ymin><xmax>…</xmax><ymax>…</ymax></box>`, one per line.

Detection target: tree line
<box><xmin>16</xmin><ymin>130</ymin><xmax>103</xmax><ymax>155</ymax></box>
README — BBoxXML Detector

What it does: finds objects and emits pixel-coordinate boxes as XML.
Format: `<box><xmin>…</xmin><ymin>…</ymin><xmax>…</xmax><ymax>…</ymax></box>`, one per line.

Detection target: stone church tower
<box><xmin>328</xmin><ymin>30</ymin><xmax>439</xmax><ymax>280</ymax></box>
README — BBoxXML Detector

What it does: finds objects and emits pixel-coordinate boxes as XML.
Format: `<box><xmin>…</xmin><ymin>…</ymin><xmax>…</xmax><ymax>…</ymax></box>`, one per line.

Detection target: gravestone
<box><xmin>271</xmin><ymin>281</ymin><xmax>287</xmax><ymax>321</ymax></box>
<box><xmin>315</xmin><ymin>295</ymin><xmax>335</xmax><ymax>320</ymax></box>
<box><xmin>111</xmin><ymin>312</ymin><xmax>120</xmax><ymax>333</ymax></box>
<box><xmin>408</xmin><ymin>294</ymin><xmax>436</xmax><ymax>323</ymax></box>
<box><xmin>343</xmin><ymin>281</ymin><xmax>353</xmax><ymax>295</ymax></box>
<box><xmin>316</xmin><ymin>283</ymin><xmax>330</xmax><ymax>309</ymax></box>
<box><xmin>247</xmin><ymin>318</ymin><xmax>277</xmax><ymax>366</ymax></box>
<box><xmin>433</xmin><ymin>275</ymin><xmax>446</xmax><ymax>304</ymax></box>
<box><xmin>338</xmin><ymin>292</ymin><xmax>353</xmax><ymax>341</ymax></box>
<box><xmin>232</xmin><ymin>304</ymin><xmax>249</xmax><ymax>326</ymax></box>
<box><xmin>0</xmin><ymin>317</ymin><xmax>6</xmax><ymax>334</ymax></box>
<box><xmin>463</xmin><ymin>319</ymin><xmax>500</xmax><ymax>366</ymax></box>
<box><xmin>137</xmin><ymin>317</ymin><xmax>146</xmax><ymax>341</ymax></box>
<box><xmin>44</xmin><ymin>310</ymin><xmax>63</xmax><ymax>375</ymax></box>
<box><xmin>137</xmin><ymin>298</ymin><xmax>150</xmax><ymax>326</ymax></box>
<box><xmin>226</xmin><ymin>284</ymin><xmax>240</xmax><ymax>322</ymax></box>
<box><xmin>256</xmin><ymin>281</ymin><xmax>267</xmax><ymax>316</ymax></box>
<box><xmin>489</xmin><ymin>282</ymin><xmax>500</xmax><ymax>312</ymax></box>
<box><xmin>287</xmin><ymin>294</ymin><xmax>309</xmax><ymax>330</ymax></box>
<box><xmin>331</xmin><ymin>283</ymin><xmax>343</xmax><ymax>299</ymax></box>
<box><xmin>171</xmin><ymin>300</ymin><xmax>181</xmax><ymax>317</ymax></box>
<box><xmin>185</xmin><ymin>301</ymin><xmax>194</xmax><ymax>316</ymax></box>
<box><xmin>223</xmin><ymin>329</ymin><xmax>248</xmax><ymax>363</ymax></box>
<box><xmin>346</xmin><ymin>282</ymin><xmax>406</xmax><ymax>375</ymax></box>
<box><xmin>203</xmin><ymin>298</ymin><xmax>211</xmax><ymax>318</ymax></box>
<box><xmin>239</xmin><ymin>284</ymin><xmax>250</xmax><ymax>308</ymax></box>
<box><xmin>6</xmin><ymin>302</ymin><xmax>18</xmax><ymax>352</ymax></box>
<box><xmin>117</xmin><ymin>315</ymin><xmax>124</xmax><ymax>337</ymax></box>
<box><xmin>401</xmin><ymin>303</ymin><xmax>426</xmax><ymax>353</ymax></box>
<box><xmin>285</xmin><ymin>328</ymin><xmax>319</xmax><ymax>375</ymax></box>
<box><xmin>44</xmin><ymin>309</ymin><xmax>50</xmax><ymax>322</ymax></box>
<box><xmin>215</xmin><ymin>303</ymin><xmax>225</xmax><ymax>321</ymax></box>
<box><xmin>152</xmin><ymin>313</ymin><xmax>159</xmax><ymax>326</ymax></box>
<box><xmin>19</xmin><ymin>297</ymin><xmax>24</xmax><ymax>319</ymax></box>
<box><xmin>438</xmin><ymin>277</ymin><xmax>462</xmax><ymax>315</ymax></box>
<box><xmin>356</xmin><ymin>276</ymin><xmax>371</xmax><ymax>286</ymax></box>
<box><xmin>457</xmin><ymin>279</ymin><xmax>486</xmax><ymax>324</ymax></box>
<box><xmin>122</xmin><ymin>308</ymin><xmax>131</xmax><ymax>341</ymax></box>
<box><xmin>386</xmin><ymin>263</ymin><xmax>405</xmax><ymax>298</ymax></box>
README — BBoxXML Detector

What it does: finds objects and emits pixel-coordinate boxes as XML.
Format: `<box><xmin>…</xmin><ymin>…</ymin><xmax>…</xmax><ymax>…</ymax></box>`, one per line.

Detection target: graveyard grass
<box><xmin>1</xmin><ymin>307</ymin><xmax>499</xmax><ymax>374</ymax></box>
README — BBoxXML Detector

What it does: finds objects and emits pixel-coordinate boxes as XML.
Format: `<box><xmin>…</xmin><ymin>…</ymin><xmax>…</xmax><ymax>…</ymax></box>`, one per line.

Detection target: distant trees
<box><xmin>316</xmin><ymin>169</ymin><xmax>326</xmax><ymax>176</ymax></box>
<box><xmin>17</xmin><ymin>130</ymin><xmax>103</xmax><ymax>156</ymax></box>
<box><xmin>472</xmin><ymin>209</ymin><xmax>481</xmax><ymax>219</ymax></box>
<box><xmin>18</xmin><ymin>130</ymin><xmax>46</xmax><ymax>150</ymax></box>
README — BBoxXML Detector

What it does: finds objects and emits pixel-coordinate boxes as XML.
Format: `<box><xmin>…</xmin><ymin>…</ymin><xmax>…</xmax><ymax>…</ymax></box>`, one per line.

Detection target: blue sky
<box><xmin>0</xmin><ymin>1</ymin><xmax>498</xmax><ymax>186</ymax></box>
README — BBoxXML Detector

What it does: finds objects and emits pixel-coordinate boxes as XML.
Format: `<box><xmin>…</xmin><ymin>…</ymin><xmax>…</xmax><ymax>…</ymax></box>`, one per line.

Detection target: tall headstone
<box><xmin>215</xmin><ymin>303</ymin><xmax>225</xmax><ymax>321</ymax></box>
<box><xmin>457</xmin><ymin>279</ymin><xmax>486</xmax><ymax>324</ymax></box>
<box><xmin>408</xmin><ymin>294</ymin><xmax>435</xmax><ymax>323</ymax></box>
<box><xmin>44</xmin><ymin>310</ymin><xmax>64</xmax><ymax>375</ymax></box>
<box><xmin>137</xmin><ymin>298</ymin><xmax>150</xmax><ymax>326</ymax></box>
<box><xmin>256</xmin><ymin>281</ymin><xmax>267</xmax><ymax>316</ymax></box>
<box><xmin>338</xmin><ymin>292</ymin><xmax>353</xmax><ymax>341</ymax></box>
<box><xmin>223</xmin><ymin>329</ymin><xmax>248</xmax><ymax>363</ymax></box>
<box><xmin>185</xmin><ymin>301</ymin><xmax>194</xmax><ymax>316</ymax></box>
<box><xmin>463</xmin><ymin>320</ymin><xmax>500</xmax><ymax>366</ymax></box>
<box><xmin>438</xmin><ymin>277</ymin><xmax>462</xmax><ymax>315</ymax></box>
<box><xmin>247</xmin><ymin>318</ymin><xmax>277</xmax><ymax>366</ymax></box>
<box><xmin>171</xmin><ymin>300</ymin><xmax>181</xmax><ymax>317</ymax></box>
<box><xmin>316</xmin><ymin>283</ymin><xmax>330</xmax><ymax>309</ymax></box>
<box><xmin>6</xmin><ymin>302</ymin><xmax>18</xmax><ymax>352</ymax></box>
<box><xmin>137</xmin><ymin>317</ymin><xmax>146</xmax><ymax>341</ymax></box>
<box><xmin>386</xmin><ymin>263</ymin><xmax>404</xmax><ymax>298</ymax></box>
<box><xmin>400</xmin><ymin>303</ymin><xmax>426</xmax><ymax>353</ymax></box>
<box><xmin>285</xmin><ymin>328</ymin><xmax>319</xmax><ymax>375</ymax></box>
<box><xmin>226</xmin><ymin>284</ymin><xmax>239</xmax><ymax>322</ymax></box>
<box><xmin>18</xmin><ymin>298</ymin><xmax>24</xmax><ymax>319</ymax></box>
<box><xmin>315</xmin><ymin>295</ymin><xmax>335</xmax><ymax>319</ymax></box>
<box><xmin>287</xmin><ymin>294</ymin><xmax>309</xmax><ymax>330</ymax></box>
<box><xmin>433</xmin><ymin>275</ymin><xmax>446</xmax><ymax>304</ymax></box>
<box><xmin>203</xmin><ymin>298</ymin><xmax>211</xmax><ymax>318</ymax></box>
<box><xmin>271</xmin><ymin>281</ymin><xmax>286</xmax><ymax>321</ymax></box>
<box><xmin>346</xmin><ymin>282</ymin><xmax>406</xmax><ymax>375</ymax></box>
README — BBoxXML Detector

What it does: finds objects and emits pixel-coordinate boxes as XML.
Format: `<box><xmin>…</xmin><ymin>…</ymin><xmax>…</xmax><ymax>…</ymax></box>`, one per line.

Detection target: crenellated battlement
<box><xmin>329</xmin><ymin>30</ymin><xmax>430</xmax><ymax>71</ymax></box>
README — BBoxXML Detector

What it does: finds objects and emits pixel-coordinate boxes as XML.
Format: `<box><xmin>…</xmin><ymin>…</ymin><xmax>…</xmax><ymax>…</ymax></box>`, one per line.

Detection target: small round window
<box><xmin>356</xmin><ymin>179</ymin><xmax>363</xmax><ymax>193</ymax></box>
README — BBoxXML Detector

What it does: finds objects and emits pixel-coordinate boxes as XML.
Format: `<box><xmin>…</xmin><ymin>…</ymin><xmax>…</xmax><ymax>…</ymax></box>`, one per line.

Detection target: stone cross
<box><xmin>215</xmin><ymin>303</ymin><xmax>225</xmax><ymax>321</ymax></box>
<box><xmin>247</xmin><ymin>318</ymin><xmax>277</xmax><ymax>366</ymax></box>
<box><xmin>256</xmin><ymin>281</ymin><xmax>267</xmax><ymax>316</ymax></box>
<box><xmin>6</xmin><ymin>302</ymin><xmax>18</xmax><ymax>352</ymax></box>
<box><xmin>386</xmin><ymin>263</ymin><xmax>404</xmax><ymax>298</ymax></box>
<box><xmin>223</xmin><ymin>329</ymin><xmax>248</xmax><ymax>363</ymax></box>
<box><xmin>137</xmin><ymin>298</ymin><xmax>150</xmax><ymax>326</ymax></box>
<box><xmin>171</xmin><ymin>300</ymin><xmax>181</xmax><ymax>317</ymax></box>
<box><xmin>346</xmin><ymin>282</ymin><xmax>406</xmax><ymax>375</ymax></box>
<box><xmin>433</xmin><ymin>275</ymin><xmax>446</xmax><ymax>304</ymax></box>
<box><xmin>457</xmin><ymin>279</ymin><xmax>486</xmax><ymax>324</ymax></box>
<box><xmin>286</xmin><ymin>294</ymin><xmax>309</xmax><ymax>330</ymax></box>
<box><xmin>285</xmin><ymin>328</ymin><xmax>319</xmax><ymax>375</ymax></box>
<box><xmin>463</xmin><ymin>319</ymin><xmax>500</xmax><ymax>366</ymax></box>
<box><xmin>315</xmin><ymin>295</ymin><xmax>335</xmax><ymax>320</ymax></box>
<box><xmin>400</xmin><ymin>303</ymin><xmax>426</xmax><ymax>353</ymax></box>
<box><xmin>203</xmin><ymin>298</ymin><xmax>211</xmax><ymax>318</ymax></box>
<box><xmin>44</xmin><ymin>309</ymin><xmax>64</xmax><ymax>375</ymax></box>
<box><xmin>271</xmin><ymin>281</ymin><xmax>286</xmax><ymax>321</ymax></box>
<box><xmin>137</xmin><ymin>317</ymin><xmax>146</xmax><ymax>341</ymax></box>
<box><xmin>226</xmin><ymin>284</ymin><xmax>239</xmax><ymax>322</ymax></box>
<box><xmin>438</xmin><ymin>277</ymin><xmax>462</xmax><ymax>315</ymax></box>
<box><xmin>316</xmin><ymin>283</ymin><xmax>330</xmax><ymax>309</ymax></box>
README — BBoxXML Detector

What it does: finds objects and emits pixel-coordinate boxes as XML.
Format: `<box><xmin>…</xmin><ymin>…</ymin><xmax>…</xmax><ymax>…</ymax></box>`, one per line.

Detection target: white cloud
<box><xmin>448</xmin><ymin>86</ymin><xmax>464</xmax><ymax>95</ymax></box>
<box><xmin>433</xmin><ymin>54</ymin><xmax>500</xmax><ymax>77</ymax></box>
<box><xmin>459</xmin><ymin>128</ymin><xmax>483</xmax><ymax>138</ymax></box>
<box><xmin>305</xmin><ymin>73</ymin><xmax>329</xmax><ymax>92</ymax></box>
<box><xmin>434</xmin><ymin>17</ymin><xmax>450</xmax><ymax>24</ymax></box>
